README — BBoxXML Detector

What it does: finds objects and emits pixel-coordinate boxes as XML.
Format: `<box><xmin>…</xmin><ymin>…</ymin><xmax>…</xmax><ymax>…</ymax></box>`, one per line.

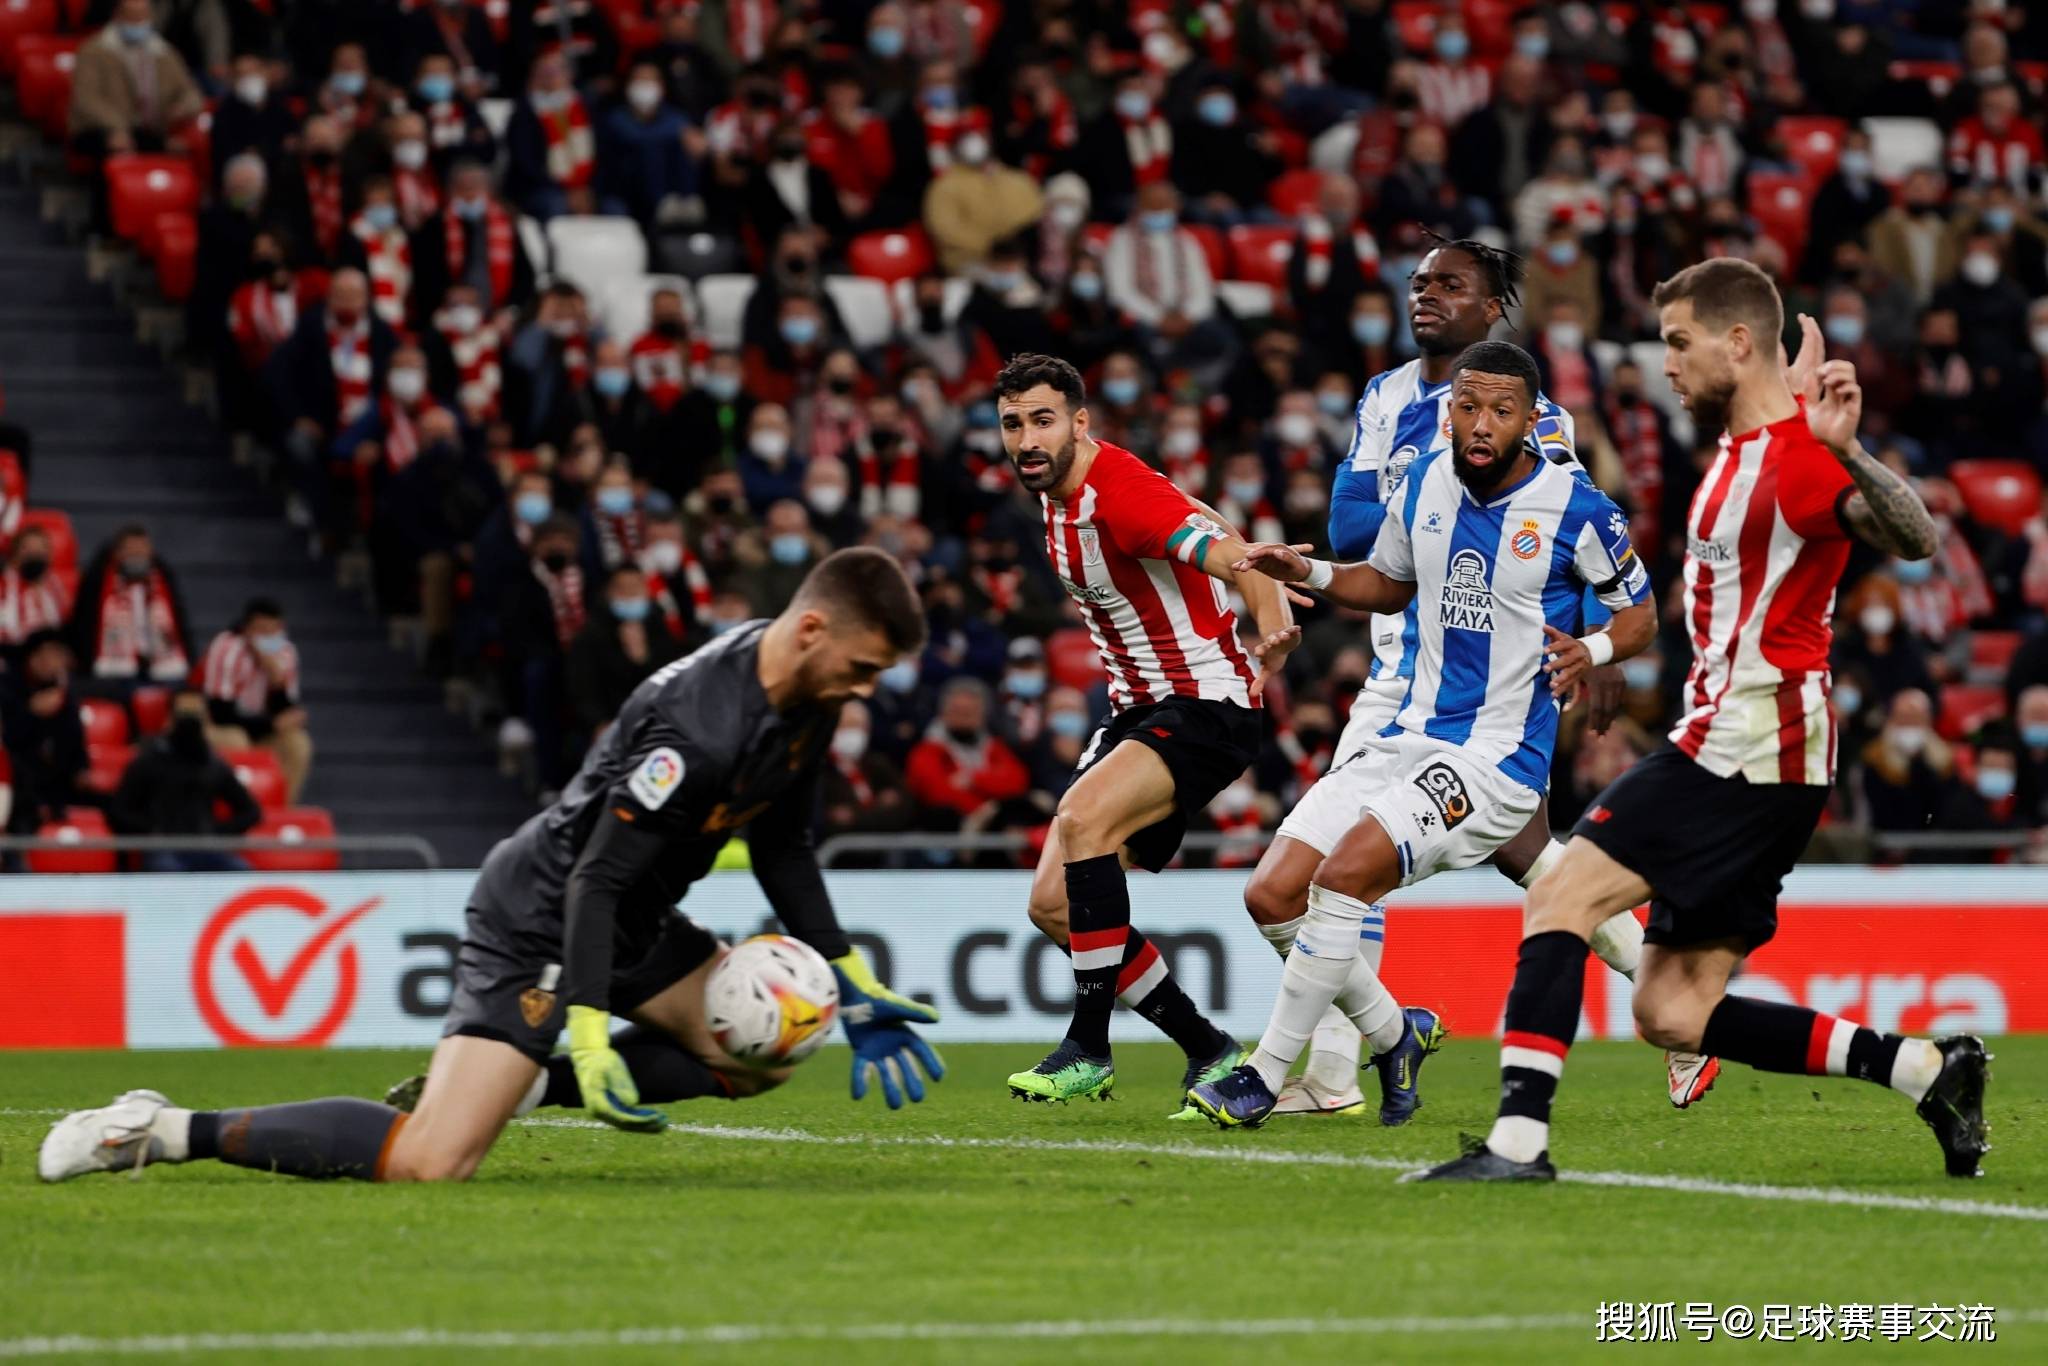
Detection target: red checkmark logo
<box><xmin>192</xmin><ymin>887</ymin><xmax>382</xmax><ymax>1047</ymax></box>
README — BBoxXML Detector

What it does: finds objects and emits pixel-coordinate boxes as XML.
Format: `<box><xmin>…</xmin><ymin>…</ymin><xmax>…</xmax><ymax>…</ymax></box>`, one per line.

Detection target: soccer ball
<box><xmin>705</xmin><ymin>935</ymin><xmax>840</xmax><ymax>1068</ymax></box>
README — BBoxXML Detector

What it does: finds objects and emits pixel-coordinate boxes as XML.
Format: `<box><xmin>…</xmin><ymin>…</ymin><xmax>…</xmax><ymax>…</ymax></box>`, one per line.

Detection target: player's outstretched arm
<box><xmin>1794</xmin><ymin>341</ymin><xmax>1936</xmax><ymax>560</ymax></box>
<box><xmin>1232</xmin><ymin>542</ymin><xmax>1418</xmax><ymax>615</ymax></box>
<box><xmin>1542</xmin><ymin>601</ymin><xmax>1655</xmax><ymax>705</ymax></box>
<box><xmin>1184</xmin><ymin>498</ymin><xmax>1301</xmax><ymax>697</ymax></box>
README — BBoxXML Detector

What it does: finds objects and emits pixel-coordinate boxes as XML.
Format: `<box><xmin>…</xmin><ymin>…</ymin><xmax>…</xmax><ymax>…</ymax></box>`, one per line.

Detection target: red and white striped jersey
<box><xmin>1039</xmin><ymin>441</ymin><xmax>1258</xmax><ymax>712</ymax></box>
<box><xmin>202</xmin><ymin>629</ymin><xmax>300</xmax><ymax>720</ymax></box>
<box><xmin>1669</xmin><ymin>407</ymin><xmax>1854</xmax><ymax>785</ymax></box>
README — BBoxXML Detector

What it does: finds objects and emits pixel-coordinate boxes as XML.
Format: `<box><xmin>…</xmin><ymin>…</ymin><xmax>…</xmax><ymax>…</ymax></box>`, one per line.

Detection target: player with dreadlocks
<box><xmin>1223</xmin><ymin>233</ymin><xmax>1720</xmax><ymax>1126</ymax></box>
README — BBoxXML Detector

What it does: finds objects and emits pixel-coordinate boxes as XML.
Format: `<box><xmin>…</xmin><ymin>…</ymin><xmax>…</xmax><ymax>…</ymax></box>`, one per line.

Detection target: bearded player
<box><xmin>1258</xmin><ymin>236</ymin><xmax>1715</xmax><ymax>1123</ymax></box>
<box><xmin>995</xmin><ymin>353</ymin><xmax>1303</xmax><ymax>1111</ymax></box>
<box><xmin>1411</xmin><ymin>261</ymin><xmax>1989</xmax><ymax>1183</ymax></box>
<box><xmin>42</xmin><ymin>550</ymin><xmax>944</xmax><ymax>1184</ymax></box>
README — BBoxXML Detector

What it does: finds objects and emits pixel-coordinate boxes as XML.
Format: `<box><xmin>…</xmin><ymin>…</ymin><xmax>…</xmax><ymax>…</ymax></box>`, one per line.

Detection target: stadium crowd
<box><xmin>4</xmin><ymin>0</ymin><xmax>2048</xmax><ymax>866</ymax></box>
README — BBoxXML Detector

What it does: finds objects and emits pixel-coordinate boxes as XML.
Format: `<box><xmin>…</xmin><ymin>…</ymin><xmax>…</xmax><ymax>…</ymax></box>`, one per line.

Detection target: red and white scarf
<box><xmin>1008</xmin><ymin>90</ymin><xmax>1076</xmax><ymax>179</ymax></box>
<box><xmin>556</xmin><ymin>329</ymin><xmax>590</xmax><ymax>390</ymax></box>
<box><xmin>378</xmin><ymin>396</ymin><xmax>443</xmax><ymax>472</ymax></box>
<box><xmin>536</xmin><ymin>559</ymin><xmax>586</xmax><ymax>647</ymax></box>
<box><xmin>646</xmin><ymin>546</ymin><xmax>713</xmax><ymax>623</ymax></box>
<box><xmin>93</xmin><ymin>569</ymin><xmax>187</xmax><ymax>681</ymax></box>
<box><xmin>832</xmin><ymin>750</ymin><xmax>874</xmax><ymax>806</ymax></box>
<box><xmin>437</xmin><ymin>310</ymin><xmax>501</xmax><ymax>421</ymax></box>
<box><xmin>538</xmin><ymin>94</ymin><xmax>596</xmax><ymax>189</ymax></box>
<box><xmin>328</xmin><ymin>314</ymin><xmax>374</xmax><ymax>426</ymax></box>
<box><xmin>1298</xmin><ymin>214</ymin><xmax>1379</xmax><ymax>291</ymax></box>
<box><xmin>228</xmin><ymin>281</ymin><xmax>297</xmax><ymax>370</ymax></box>
<box><xmin>424</xmin><ymin>98</ymin><xmax>468</xmax><ymax>151</ymax></box>
<box><xmin>1197</xmin><ymin>0</ymin><xmax>1237</xmax><ymax>67</ymax></box>
<box><xmin>1120</xmin><ymin>109</ymin><xmax>1172</xmax><ymax>187</ymax></box>
<box><xmin>1129</xmin><ymin>225</ymin><xmax>1194</xmax><ymax>310</ymax></box>
<box><xmin>920</xmin><ymin>106</ymin><xmax>972</xmax><ymax>174</ymax></box>
<box><xmin>304</xmin><ymin>162</ymin><xmax>343</xmax><ymax>258</ymax></box>
<box><xmin>445</xmin><ymin>202</ymin><xmax>517</xmax><ymax>307</ymax></box>
<box><xmin>595</xmin><ymin>509</ymin><xmax>647</xmax><ymax>570</ymax></box>
<box><xmin>0</xmin><ymin>568</ymin><xmax>70</xmax><ymax>646</ymax></box>
<box><xmin>1258</xmin><ymin>0</ymin><xmax>1343</xmax><ymax>86</ymax></box>
<box><xmin>971</xmin><ymin>563</ymin><xmax>1021</xmax><ymax>617</ymax></box>
<box><xmin>628</xmin><ymin>332</ymin><xmax>693</xmax><ymax>413</ymax></box>
<box><xmin>394</xmin><ymin>167</ymin><xmax>441</xmax><ymax>230</ymax></box>
<box><xmin>725</xmin><ymin>0</ymin><xmax>776</xmax><ymax>64</ymax></box>
<box><xmin>352</xmin><ymin>215</ymin><xmax>412</xmax><ymax>328</ymax></box>
<box><xmin>201</xmin><ymin>629</ymin><xmax>299</xmax><ymax>718</ymax></box>
<box><xmin>856</xmin><ymin>443</ymin><xmax>921</xmax><ymax>520</ymax></box>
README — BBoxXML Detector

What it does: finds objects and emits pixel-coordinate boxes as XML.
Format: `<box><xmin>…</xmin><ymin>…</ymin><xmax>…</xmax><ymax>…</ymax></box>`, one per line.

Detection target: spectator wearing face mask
<box><xmin>904</xmin><ymin>676</ymin><xmax>1031</xmax><ymax>852</ymax></box>
<box><xmin>276</xmin><ymin>114</ymin><xmax>351</xmax><ymax>265</ymax></box>
<box><xmin>268</xmin><ymin>268</ymin><xmax>400</xmax><ymax>535</ymax></box>
<box><xmin>737</xmin><ymin>403</ymin><xmax>806</xmax><ymax>515</ymax></box>
<box><xmin>413</xmin><ymin>160</ymin><xmax>538</xmax><ymax>321</ymax></box>
<box><xmin>849</xmin><ymin>395</ymin><xmax>925</xmax><ymax>524</ymax></box>
<box><xmin>665</xmin><ymin>350</ymin><xmax>752</xmax><ymax>497</ymax></box>
<box><xmin>1104</xmin><ymin>181</ymin><xmax>1239</xmax><ymax>390</ymax></box>
<box><xmin>0</xmin><ymin>631</ymin><xmax>88</xmax><ymax>835</ymax></box>
<box><xmin>504</xmin><ymin>282</ymin><xmax>597</xmax><ymax>448</ymax></box>
<box><xmin>583</xmin><ymin>338</ymin><xmax>656</xmax><ymax>463</ymax></box>
<box><xmin>566</xmin><ymin>564</ymin><xmax>684</xmax><ymax>745</ymax></box>
<box><xmin>72</xmin><ymin>526</ymin><xmax>191</xmax><ymax>698</ymax></box>
<box><xmin>1511</xmin><ymin>135</ymin><xmax>1603</xmax><ymax>253</ymax></box>
<box><xmin>1932</xmin><ymin>231</ymin><xmax>2034</xmax><ymax>406</ymax></box>
<box><xmin>1833</xmin><ymin>572</ymin><xmax>1935</xmax><ymax>709</ymax></box>
<box><xmin>586</xmin><ymin>459</ymin><xmax>652</xmax><ymax>571</ymax></box>
<box><xmin>1869</xmin><ymin>167</ymin><xmax>1960</xmax><ymax>306</ymax></box>
<box><xmin>745</xmin><ymin>119</ymin><xmax>854</xmax><ymax>251</ymax></box>
<box><xmin>0</xmin><ymin>527</ymin><xmax>73</xmax><ymax>660</ymax></box>
<box><xmin>637</xmin><ymin>512</ymin><xmax>711</xmax><ymax>644</ymax></box>
<box><xmin>335</xmin><ymin>345</ymin><xmax>451</xmax><ymax>501</ymax></box>
<box><xmin>745</xmin><ymin>295</ymin><xmax>834</xmax><ymax>407</ymax></box>
<box><xmin>1288</xmin><ymin>177</ymin><xmax>1381</xmax><ymax>362</ymax></box>
<box><xmin>960</xmin><ymin>243</ymin><xmax>1058</xmax><ymax>360</ymax></box>
<box><xmin>1169</xmin><ymin>76</ymin><xmax>1282</xmax><ymax>227</ymax></box>
<box><xmin>1261</xmin><ymin>390</ymin><xmax>1336</xmax><ymax>477</ymax></box>
<box><xmin>408</xmin><ymin>53</ymin><xmax>499</xmax><ymax>173</ymax></box>
<box><xmin>885</xmin><ymin>58</ymin><xmax>988</xmax><ymax>210</ymax></box>
<box><xmin>1937</xmin><ymin>731</ymin><xmax>2026</xmax><ymax>863</ymax></box>
<box><xmin>69</xmin><ymin>0</ymin><xmax>205</xmax><ymax>166</ymax></box>
<box><xmin>899</xmin><ymin>271</ymin><xmax>1002</xmax><ymax>400</ymax></box>
<box><xmin>627</xmin><ymin>287</ymin><xmax>697</xmax><ymax>417</ymax></box>
<box><xmin>923</xmin><ymin>124</ymin><xmax>1043</xmax><ymax>274</ymax></box>
<box><xmin>1335</xmin><ymin>288</ymin><xmax>1399</xmax><ymax>387</ymax></box>
<box><xmin>1859</xmin><ymin>688</ymin><xmax>1958</xmax><ymax>857</ymax></box>
<box><xmin>340</xmin><ymin>178</ymin><xmax>414</xmax><ymax>331</ymax></box>
<box><xmin>200</xmin><ymin>598</ymin><xmax>313</xmax><ymax>804</ymax></box>
<box><xmin>210</xmin><ymin>55</ymin><xmax>295</xmax><ymax>191</ymax></box>
<box><xmin>1816</xmin><ymin>287</ymin><xmax>1910</xmax><ymax>422</ymax></box>
<box><xmin>683</xmin><ymin>469</ymin><xmax>756</xmax><ymax>577</ymax></box>
<box><xmin>599</xmin><ymin>61</ymin><xmax>706</xmax><ymax>232</ymax></box>
<box><xmin>1524</xmin><ymin>222</ymin><xmax>1603</xmax><ymax>348</ymax></box>
<box><xmin>1804</xmin><ymin>129</ymin><xmax>1889</xmax><ymax>287</ymax></box>
<box><xmin>190</xmin><ymin>155</ymin><xmax>279</xmax><ymax>375</ymax></box>
<box><xmin>1071</xmin><ymin>73</ymin><xmax>1172</xmax><ymax>223</ymax></box>
<box><xmin>400</xmin><ymin>2</ymin><xmax>504</xmax><ymax>107</ymax></box>
<box><xmin>108</xmin><ymin>689</ymin><xmax>262</xmax><ymax>874</ymax></box>
<box><xmin>375</xmin><ymin>417</ymin><xmax>497</xmax><ymax>673</ymax></box>
<box><xmin>732</xmin><ymin>499</ymin><xmax>828</xmax><ymax>615</ymax></box>
<box><xmin>1212</xmin><ymin>451</ymin><xmax>1284</xmax><ymax>546</ymax></box>
<box><xmin>1028</xmin><ymin>685</ymin><xmax>1096</xmax><ymax>798</ymax></box>
<box><xmin>799</xmin><ymin>454</ymin><xmax>864</xmax><ymax>544</ymax></box>
<box><xmin>992</xmin><ymin>635</ymin><xmax>1051</xmax><ymax>746</ymax></box>
<box><xmin>819</xmin><ymin>699</ymin><xmax>914</xmax><ymax>860</ymax></box>
<box><xmin>505</xmin><ymin>51</ymin><xmax>599</xmax><ymax>219</ymax></box>
<box><xmin>2012</xmin><ymin>686</ymin><xmax>2048</xmax><ymax>829</ymax></box>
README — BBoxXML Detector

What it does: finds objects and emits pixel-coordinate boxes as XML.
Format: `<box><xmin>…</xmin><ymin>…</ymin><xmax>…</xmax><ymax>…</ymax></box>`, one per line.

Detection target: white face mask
<box><xmin>628</xmin><ymin>81</ymin><xmax>663</xmax><ymax>113</ymax></box>
<box><xmin>1162</xmin><ymin>428</ymin><xmax>1201</xmax><ymax>457</ymax></box>
<box><xmin>1547</xmin><ymin>322</ymin><xmax>1584</xmax><ymax>350</ymax></box>
<box><xmin>1275</xmin><ymin>413</ymin><xmax>1318</xmax><ymax>448</ymax></box>
<box><xmin>808</xmin><ymin>484</ymin><xmax>848</xmax><ymax>516</ymax></box>
<box><xmin>1859</xmin><ymin>604</ymin><xmax>1896</xmax><ymax>637</ymax></box>
<box><xmin>1888</xmin><ymin>724</ymin><xmax>1928</xmax><ymax>757</ymax></box>
<box><xmin>750</xmin><ymin>430</ymin><xmax>790</xmax><ymax>463</ymax></box>
<box><xmin>831</xmin><ymin>728</ymin><xmax>867</xmax><ymax>761</ymax></box>
<box><xmin>393</xmin><ymin>139</ymin><xmax>429</xmax><ymax>171</ymax></box>
<box><xmin>440</xmin><ymin>304</ymin><xmax>482</xmax><ymax>333</ymax></box>
<box><xmin>389</xmin><ymin>368</ymin><xmax>426</xmax><ymax>403</ymax></box>
<box><xmin>235</xmin><ymin>74</ymin><xmax>268</xmax><ymax>106</ymax></box>
<box><xmin>955</xmin><ymin>132</ymin><xmax>990</xmax><ymax>165</ymax></box>
<box><xmin>1049</xmin><ymin>200</ymin><xmax>1085</xmax><ymax>230</ymax></box>
<box><xmin>644</xmin><ymin>540</ymin><xmax>683</xmax><ymax>575</ymax></box>
<box><xmin>1962</xmin><ymin>253</ymin><xmax>2001</xmax><ymax>287</ymax></box>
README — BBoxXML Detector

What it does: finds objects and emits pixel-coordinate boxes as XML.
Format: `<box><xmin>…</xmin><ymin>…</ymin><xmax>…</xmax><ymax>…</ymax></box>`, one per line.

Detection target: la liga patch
<box><xmin>628</xmin><ymin>746</ymin><xmax>686</xmax><ymax>810</ymax></box>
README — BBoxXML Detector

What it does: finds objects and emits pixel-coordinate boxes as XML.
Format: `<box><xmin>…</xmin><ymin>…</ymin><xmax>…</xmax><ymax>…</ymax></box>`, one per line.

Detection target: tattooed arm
<box><xmin>1801</xmin><ymin>358</ymin><xmax>1938</xmax><ymax>560</ymax></box>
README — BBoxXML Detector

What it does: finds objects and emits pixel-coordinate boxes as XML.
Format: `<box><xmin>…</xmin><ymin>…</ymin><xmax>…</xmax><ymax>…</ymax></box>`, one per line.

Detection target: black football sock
<box><xmin>540</xmin><ymin>1025</ymin><xmax>736</xmax><ymax>1106</ymax></box>
<box><xmin>1700</xmin><ymin>997</ymin><xmax>1926</xmax><ymax>1092</ymax></box>
<box><xmin>1118</xmin><ymin>927</ymin><xmax>1228</xmax><ymax>1058</ymax></box>
<box><xmin>186</xmin><ymin>1099</ymin><xmax>404</xmax><ymax>1181</ymax></box>
<box><xmin>1486</xmin><ymin>930</ymin><xmax>1589</xmax><ymax>1163</ymax></box>
<box><xmin>1064</xmin><ymin>854</ymin><xmax>1129</xmax><ymax>1057</ymax></box>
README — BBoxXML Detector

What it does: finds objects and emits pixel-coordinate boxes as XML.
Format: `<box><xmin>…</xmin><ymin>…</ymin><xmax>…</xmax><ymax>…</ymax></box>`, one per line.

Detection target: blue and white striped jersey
<box><xmin>1329</xmin><ymin>359</ymin><xmax>1586</xmax><ymax>684</ymax></box>
<box><xmin>1367</xmin><ymin>448</ymin><xmax>1651</xmax><ymax>792</ymax></box>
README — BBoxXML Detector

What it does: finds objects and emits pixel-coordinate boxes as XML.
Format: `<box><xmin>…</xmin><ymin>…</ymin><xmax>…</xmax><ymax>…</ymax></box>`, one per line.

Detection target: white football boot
<box><xmin>38</xmin><ymin>1090</ymin><xmax>174</xmax><ymax>1183</ymax></box>
<box><xmin>1271</xmin><ymin>1070</ymin><xmax>1369</xmax><ymax>1116</ymax></box>
<box><xmin>1666</xmin><ymin>1051</ymin><xmax>1721</xmax><ymax>1109</ymax></box>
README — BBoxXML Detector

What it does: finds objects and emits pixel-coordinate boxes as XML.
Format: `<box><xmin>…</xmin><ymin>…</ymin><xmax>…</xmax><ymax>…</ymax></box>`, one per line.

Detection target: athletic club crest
<box><xmin>1078</xmin><ymin>528</ymin><xmax>1103</xmax><ymax>566</ymax></box>
<box><xmin>1510</xmin><ymin>520</ymin><xmax>1543</xmax><ymax>561</ymax></box>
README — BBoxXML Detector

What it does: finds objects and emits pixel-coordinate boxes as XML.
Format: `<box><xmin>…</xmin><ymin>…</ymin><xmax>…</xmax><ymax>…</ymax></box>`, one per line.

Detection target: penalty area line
<box><xmin>518</xmin><ymin>1117</ymin><xmax>2048</xmax><ymax>1224</ymax></box>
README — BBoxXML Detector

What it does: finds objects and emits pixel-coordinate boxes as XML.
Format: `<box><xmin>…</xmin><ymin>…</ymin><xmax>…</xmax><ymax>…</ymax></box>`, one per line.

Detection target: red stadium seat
<box><xmin>0</xmin><ymin>0</ymin><xmax>59</xmax><ymax>75</ymax></box>
<box><xmin>15</xmin><ymin>35</ymin><xmax>80</xmax><ymax>138</ymax></box>
<box><xmin>1746</xmin><ymin>171</ymin><xmax>1810</xmax><ymax>271</ymax></box>
<box><xmin>223</xmin><ymin>747</ymin><xmax>287</xmax><ymax>811</ymax></box>
<box><xmin>131</xmin><ymin>685</ymin><xmax>172</xmax><ymax>737</ymax></box>
<box><xmin>1266</xmin><ymin>167</ymin><xmax>1325</xmax><ymax>219</ymax></box>
<box><xmin>1184</xmin><ymin>222</ymin><xmax>1227</xmax><ymax>280</ymax></box>
<box><xmin>81</xmin><ymin>742</ymin><xmax>133</xmax><ymax>797</ymax></box>
<box><xmin>1045</xmin><ymin>627</ymin><xmax>1101</xmax><ymax>694</ymax></box>
<box><xmin>1966</xmin><ymin>630</ymin><xmax>2021</xmax><ymax>683</ymax></box>
<box><xmin>1937</xmin><ymin>684</ymin><xmax>2006</xmax><ymax>742</ymax></box>
<box><xmin>104</xmin><ymin>155</ymin><xmax>200</xmax><ymax>247</ymax></box>
<box><xmin>243</xmin><ymin>807</ymin><xmax>340</xmax><ymax>872</ymax></box>
<box><xmin>152</xmin><ymin>210</ymin><xmax>198</xmax><ymax>300</ymax></box>
<box><xmin>0</xmin><ymin>449</ymin><xmax>25</xmax><ymax>525</ymax></box>
<box><xmin>846</xmin><ymin>227</ymin><xmax>935</xmax><ymax>284</ymax></box>
<box><xmin>964</xmin><ymin>0</ymin><xmax>1002</xmax><ymax>57</ymax></box>
<box><xmin>29</xmin><ymin>810</ymin><xmax>116</xmax><ymax>874</ymax></box>
<box><xmin>1777</xmin><ymin>115</ymin><xmax>1847</xmax><ymax>189</ymax></box>
<box><xmin>1226</xmin><ymin>224</ymin><xmax>1296</xmax><ymax>288</ymax></box>
<box><xmin>19</xmin><ymin>507</ymin><xmax>76</xmax><ymax>569</ymax></box>
<box><xmin>612</xmin><ymin>10</ymin><xmax>661</xmax><ymax>59</ymax></box>
<box><xmin>1948</xmin><ymin>460</ymin><xmax>2041</xmax><ymax>538</ymax></box>
<box><xmin>169</xmin><ymin>106</ymin><xmax>213</xmax><ymax>190</ymax></box>
<box><xmin>78</xmin><ymin>698</ymin><xmax>129</xmax><ymax>747</ymax></box>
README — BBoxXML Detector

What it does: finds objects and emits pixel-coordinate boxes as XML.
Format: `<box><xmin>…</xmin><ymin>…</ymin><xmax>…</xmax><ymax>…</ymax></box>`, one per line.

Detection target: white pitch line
<box><xmin>518</xmin><ymin>1117</ymin><xmax>2048</xmax><ymax>1224</ymax></box>
<box><xmin>0</xmin><ymin>1314</ymin><xmax>1581</xmax><ymax>1358</ymax></box>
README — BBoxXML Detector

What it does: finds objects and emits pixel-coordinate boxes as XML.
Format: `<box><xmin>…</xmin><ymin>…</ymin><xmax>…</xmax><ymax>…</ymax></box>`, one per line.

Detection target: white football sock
<box><xmin>1257</xmin><ymin>911</ymin><xmax>1364</xmax><ymax>1085</ymax></box>
<box><xmin>1485</xmin><ymin>1114</ymin><xmax>1549</xmax><ymax>1164</ymax></box>
<box><xmin>148</xmin><ymin>1107</ymin><xmax>193</xmax><ymax>1163</ymax></box>
<box><xmin>1248</xmin><ymin>888</ymin><xmax>1361</xmax><ymax>1090</ymax></box>
<box><xmin>1256</xmin><ymin>915</ymin><xmax>1301</xmax><ymax>957</ymax></box>
<box><xmin>1891</xmin><ymin>1038</ymin><xmax>1943</xmax><ymax>1101</ymax></box>
<box><xmin>1588</xmin><ymin>910</ymin><xmax>1644</xmax><ymax>980</ymax></box>
<box><xmin>1325</xmin><ymin>890</ymin><xmax>1404</xmax><ymax>1055</ymax></box>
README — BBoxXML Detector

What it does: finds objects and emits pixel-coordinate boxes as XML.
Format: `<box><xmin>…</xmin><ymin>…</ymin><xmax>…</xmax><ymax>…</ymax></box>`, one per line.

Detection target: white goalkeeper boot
<box><xmin>39</xmin><ymin>1089</ymin><xmax>175</xmax><ymax>1182</ymax></box>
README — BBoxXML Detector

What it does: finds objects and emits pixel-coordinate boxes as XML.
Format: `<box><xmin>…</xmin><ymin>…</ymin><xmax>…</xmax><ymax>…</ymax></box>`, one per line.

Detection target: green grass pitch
<box><xmin>3</xmin><ymin>1039</ymin><xmax>2043</xmax><ymax>1364</ymax></box>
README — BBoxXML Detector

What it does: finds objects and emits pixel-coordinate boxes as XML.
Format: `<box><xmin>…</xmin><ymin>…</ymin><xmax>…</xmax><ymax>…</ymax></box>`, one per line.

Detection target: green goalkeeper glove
<box><xmin>566</xmin><ymin>1005</ymin><xmax>667</xmax><ymax>1133</ymax></box>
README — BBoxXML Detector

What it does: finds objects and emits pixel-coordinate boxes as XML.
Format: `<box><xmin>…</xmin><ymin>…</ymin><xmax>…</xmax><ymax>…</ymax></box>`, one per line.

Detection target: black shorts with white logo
<box><xmin>1076</xmin><ymin>695</ymin><xmax>1263</xmax><ymax>872</ymax></box>
<box><xmin>442</xmin><ymin>904</ymin><xmax>721</xmax><ymax>1062</ymax></box>
<box><xmin>1571</xmin><ymin>745</ymin><xmax>1828</xmax><ymax>952</ymax></box>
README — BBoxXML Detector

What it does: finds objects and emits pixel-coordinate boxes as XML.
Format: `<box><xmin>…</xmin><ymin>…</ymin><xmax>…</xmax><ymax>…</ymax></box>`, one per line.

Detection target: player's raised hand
<box><xmin>1541</xmin><ymin>625</ymin><xmax>1596</xmax><ymax>702</ymax></box>
<box><xmin>1807</xmin><ymin>360</ymin><xmax>1864</xmax><ymax>458</ymax></box>
<box><xmin>1232</xmin><ymin>542</ymin><xmax>1318</xmax><ymax>582</ymax></box>
<box><xmin>1785</xmin><ymin>311</ymin><xmax>1826</xmax><ymax>401</ymax></box>
<box><xmin>1248</xmin><ymin>623</ymin><xmax>1303</xmax><ymax>699</ymax></box>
